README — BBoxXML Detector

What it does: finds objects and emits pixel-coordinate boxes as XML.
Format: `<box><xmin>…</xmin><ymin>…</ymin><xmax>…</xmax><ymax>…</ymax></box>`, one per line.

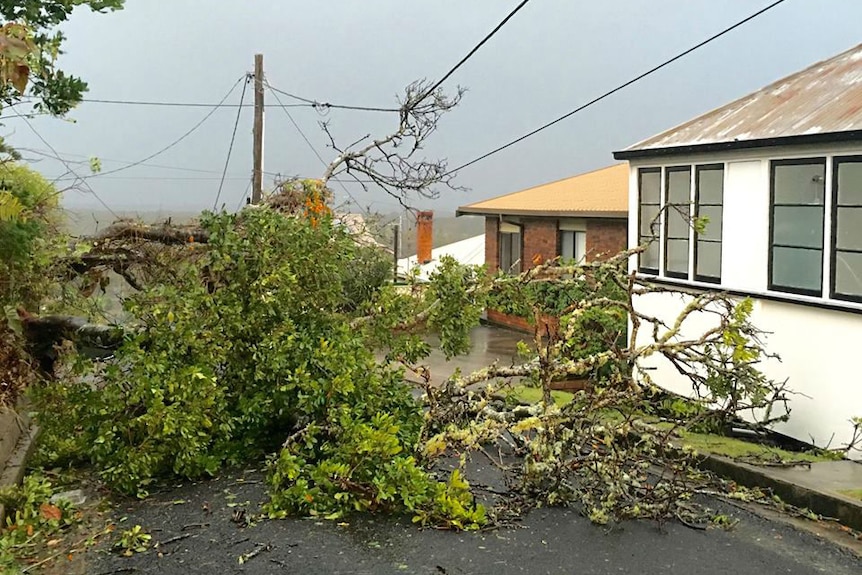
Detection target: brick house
<box><xmin>456</xmin><ymin>163</ymin><xmax>629</xmax><ymax>330</ymax></box>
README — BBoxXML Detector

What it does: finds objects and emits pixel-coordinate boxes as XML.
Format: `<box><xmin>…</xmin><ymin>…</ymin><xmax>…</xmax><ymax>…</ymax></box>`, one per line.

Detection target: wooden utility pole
<box><xmin>251</xmin><ymin>53</ymin><xmax>264</xmax><ymax>204</ymax></box>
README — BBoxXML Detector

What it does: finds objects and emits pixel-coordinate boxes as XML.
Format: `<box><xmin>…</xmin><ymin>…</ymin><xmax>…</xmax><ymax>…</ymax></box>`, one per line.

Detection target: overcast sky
<box><xmin>6</xmin><ymin>0</ymin><xmax>862</xmax><ymax>216</ymax></box>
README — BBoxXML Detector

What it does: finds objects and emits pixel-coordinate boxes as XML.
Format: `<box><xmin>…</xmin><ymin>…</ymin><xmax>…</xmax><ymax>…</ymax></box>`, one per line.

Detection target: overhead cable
<box><xmin>448</xmin><ymin>0</ymin><xmax>790</xmax><ymax>174</ymax></box>
<box><xmin>266</xmin><ymin>83</ymin><xmax>367</xmax><ymax>211</ymax></box>
<box><xmin>213</xmin><ymin>75</ymin><xmax>250</xmax><ymax>210</ymax></box>
<box><xmin>19</xmin><ymin>116</ymin><xmax>120</xmax><ymax>219</ymax></box>
<box><xmin>85</xmin><ymin>75</ymin><xmax>247</xmax><ymax>179</ymax></box>
<box><xmin>418</xmin><ymin>0</ymin><xmax>532</xmax><ymax>101</ymax></box>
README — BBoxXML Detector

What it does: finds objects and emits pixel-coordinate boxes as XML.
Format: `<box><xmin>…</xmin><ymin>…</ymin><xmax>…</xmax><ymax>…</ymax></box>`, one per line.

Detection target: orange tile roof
<box><xmin>457</xmin><ymin>163</ymin><xmax>628</xmax><ymax>218</ymax></box>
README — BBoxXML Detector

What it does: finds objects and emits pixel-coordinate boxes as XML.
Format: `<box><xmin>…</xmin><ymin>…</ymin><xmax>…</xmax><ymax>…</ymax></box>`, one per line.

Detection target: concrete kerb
<box><xmin>696</xmin><ymin>454</ymin><xmax>862</xmax><ymax>532</ymax></box>
<box><xmin>506</xmin><ymin>394</ymin><xmax>862</xmax><ymax>532</ymax></box>
<box><xmin>0</xmin><ymin>404</ymin><xmax>40</xmax><ymax>526</ymax></box>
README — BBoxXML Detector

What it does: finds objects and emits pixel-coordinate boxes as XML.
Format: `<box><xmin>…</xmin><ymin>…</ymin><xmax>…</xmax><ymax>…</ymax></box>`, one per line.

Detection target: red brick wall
<box><xmin>485</xmin><ymin>309</ymin><xmax>532</xmax><ymax>332</ymax></box>
<box><xmin>484</xmin><ymin>217</ymin><xmax>499</xmax><ymax>273</ymax></box>
<box><xmin>586</xmin><ymin>218</ymin><xmax>627</xmax><ymax>262</ymax></box>
<box><xmin>521</xmin><ymin>218</ymin><xmax>558</xmax><ymax>270</ymax></box>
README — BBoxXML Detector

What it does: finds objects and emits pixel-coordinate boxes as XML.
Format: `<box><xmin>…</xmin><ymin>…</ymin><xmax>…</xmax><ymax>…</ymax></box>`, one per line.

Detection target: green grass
<box><xmin>508</xmin><ymin>387</ymin><xmax>838</xmax><ymax>463</ymax></box>
<box><xmin>671</xmin><ymin>429</ymin><xmax>834</xmax><ymax>462</ymax></box>
<box><xmin>509</xmin><ymin>385</ymin><xmax>574</xmax><ymax>407</ymax></box>
<box><xmin>839</xmin><ymin>489</ymin><xmax>862</xmax><ymax>501</ymax></box>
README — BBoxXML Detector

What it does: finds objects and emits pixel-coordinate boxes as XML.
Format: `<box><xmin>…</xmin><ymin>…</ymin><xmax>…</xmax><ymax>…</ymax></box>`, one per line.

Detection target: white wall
<box><xmin>633</xmin><ymin>290</ymin><xmax>862</xmax><ymax>458</ymax></box>
<box><xmin>626</xmin><ymin>142</ymin><xmax>862</xmax><ymax>459</ymax></box>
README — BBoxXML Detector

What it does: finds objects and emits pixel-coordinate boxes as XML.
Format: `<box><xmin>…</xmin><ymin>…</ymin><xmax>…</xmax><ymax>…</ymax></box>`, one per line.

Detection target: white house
<box><xmin>397</xmin><ymin>234</ymin><xmax>485</xmax><ymax>282</ymax></box>
<box><xmin>613</xmin><ymin>43</ymin><xmax>862</xmax><ymax>457</ymax></box>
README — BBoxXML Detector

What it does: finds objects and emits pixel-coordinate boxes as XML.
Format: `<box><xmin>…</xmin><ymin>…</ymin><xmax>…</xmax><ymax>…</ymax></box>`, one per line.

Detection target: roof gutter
<box><xmin>455</xmin><ymin>207</ymin><xmax>627</xmax><ymax>219</ymax></box>
<box><xmin>613</xmin><ymin>130</ymin><xmax>862</xmax><ymax>160</ymax></box>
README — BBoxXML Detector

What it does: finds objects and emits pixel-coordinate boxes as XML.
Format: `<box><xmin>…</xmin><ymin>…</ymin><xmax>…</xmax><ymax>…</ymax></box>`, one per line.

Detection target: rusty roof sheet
<box><xmin>457</xmin><ymin>163</ymin><xmax>628</xmax><ymax>217</ymax></box>
<box><xmin>618</xmin><ymin>42</ymin><xmax>862</xmax><ymax>156</ymax></box>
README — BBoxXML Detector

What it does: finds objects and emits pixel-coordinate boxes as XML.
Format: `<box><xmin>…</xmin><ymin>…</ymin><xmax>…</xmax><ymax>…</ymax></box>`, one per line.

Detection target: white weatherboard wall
<box><xmin>633</xmin><ymin>291</ymin><xmax>862</xmax><ymax>457</ymax></box>
<box><xmin>627</xmin><ymin>144</ymin><xmax>862</xmax><ymax>459</ymax></box>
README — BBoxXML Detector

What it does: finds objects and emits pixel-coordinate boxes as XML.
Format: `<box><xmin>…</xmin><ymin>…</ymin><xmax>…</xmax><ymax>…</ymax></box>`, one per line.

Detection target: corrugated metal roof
<box><xmin>457</xmin><ymin>163</ymin><xmax>628</xmax><ymax>217</ymax></box>
<box><xmin>618</xmin><ymin>42</ymin><xmax>862</xmax><ymax>156</ymax></box>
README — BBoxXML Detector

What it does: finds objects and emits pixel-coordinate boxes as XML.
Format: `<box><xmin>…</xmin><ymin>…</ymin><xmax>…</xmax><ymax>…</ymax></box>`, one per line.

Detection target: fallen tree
<box><xmin>26</xmin><ymin>201</ymin><xmax>795</xmax><ymax>529</ymax></box>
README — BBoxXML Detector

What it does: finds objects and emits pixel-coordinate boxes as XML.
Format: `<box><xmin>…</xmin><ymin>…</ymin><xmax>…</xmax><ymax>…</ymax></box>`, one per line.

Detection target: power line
<box><xmin>266</xmin><ymin>83</ymin><xmax>367</xmax><ymax>211</ymax></box>
<box><xmin>420</xmin><ymin>0</ymin><xmax>532</xmax><ymax>101</ymax></box>
<box><xmin>236</xmin><ymin>178</ymin><xmax>253</xmax><ymax>212</ymax></box>
<box><xmin>19</xmin><ymin>115</ymin><xmax>120</xmax><ymax>219</ymax></box>
<box><xmin>78</xmin><ymin>97</ymin><xmax>309</xmax><ymax>109</ymax></box>
<box><xmin>24</xmin><ymin>147</ymin><xmax>285</xmax><ymax>179</ymax></box>
<box><xmin>449</xmin><ymin>0</ymin><xmax>790</xmax><ymax>174</ymax></box>
<box><xmin>214</xmin><ymin>76</ymin><xmax>250</xmax><ymax>210</ymax></box>
<box><xmin>86</xmin><ymin>75</ymin><xmax>247</xmax><ymax>179</ymax></box>
<box><xmin>266</xmin><ymin>84</ymin><xmax>401</xmax><ymax>113</ymax></box>
<box><xmin>48</xmin><ymin>175</ymin><xmax>252</xmax><ymax>181</ymax></box>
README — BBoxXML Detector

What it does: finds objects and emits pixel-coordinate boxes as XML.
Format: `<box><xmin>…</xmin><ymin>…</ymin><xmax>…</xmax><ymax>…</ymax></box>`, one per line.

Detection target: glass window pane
<box><xmin>696</xmin><ymin>241</ymin><xmax>721</xmax><ymax>279</ymax></box>
<box><xmin>836</xmin><ymin>207</ymin><xmax>862</xmax><ymax>251</ymax></box>
<box><xmin>640</xmin><ymin>203</ymin><xmax>660</xmax><ymax>237</ymax></box>
<box><xmin>500</xmin><ymin>233</ymin><xmax>521</xmax><ymax>273</ymax></box>
<box><xmin>667</xmin><ymin>205</ymin><xmax>690</xmax><ymax>238</ymax></box>
<box><xmin>837</xmin><ymin>161</ymin><xmax>862</xmax><ymax>206</ymax></box>
<box><xmin>773</xmin><ymin>206</ymin><xmax>823</xmax><ymax>248</ymax></box>
<box><xmin>511</xmin><ymin>233</ymin><xmax>521</xmax><ymax>273</ymax></box>
<box><xmin>575</xmin><ymin>231</ymin><xmax>587</xmax><ymax>263</ymax></box>
<box><xmin>697</xmin><ymin>167</ymin><xmax>724</xmax><ymax>205</ymax></box>
<box><xmin>771</xmin><ymin>247</ymin><xmax>821</xmax><ymax>292</ymax></box>
<box><xmin>666</xmin><ymin>238</ymin><xmax>689</xmax><ymax>275</ymax></box>
<box><xmin>500</xmin><ymin>234</ymin><xmax>511</xmax><ymax>271</ymax></box>
<box><xmin>640</xmin><ymin>241</ymin><xmax>659</xmax><ymax>271</ymax></box>
<box><xmin>667</xmin><ymin>168</ymin><xmax>691</xmax><ymax>204</ymax></box>
<box><xmin>773</xmin><ymin>162</ymin><xmax>825</xmax><ymax>205</ymax></box>
<box><xmin>834</xmin><ymin>251</ymin><xmax>862</xmax><ymax>297</ymax></box>
<box><xmin>640</xmin><ymin>170</ymin><xmax>660</xmax><ymax>204</ymax></box>
<box><xmin>560</xmin><ymin>230</ymin><xmax>574</xmax><ymax>261</ymax></box>
<box><xmin>697</xmin><ymin>205</ymin><xmax>723</xmax><ymax>242</ymax></box>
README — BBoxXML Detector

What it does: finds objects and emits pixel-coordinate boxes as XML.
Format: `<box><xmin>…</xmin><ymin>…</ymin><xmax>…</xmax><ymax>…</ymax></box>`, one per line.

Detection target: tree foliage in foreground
<box><xmin>33</xmin><ymin>205</ymin><xmax>486</xmax><ymax>527</ymax></box>
<box><xmin>0</xmin><ymin>0</ymin><xmax>124</xmax><ymax>115</ymax></box>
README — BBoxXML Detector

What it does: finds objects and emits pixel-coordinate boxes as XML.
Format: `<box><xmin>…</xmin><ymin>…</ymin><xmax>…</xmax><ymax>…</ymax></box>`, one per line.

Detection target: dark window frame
<box><xmin>693</xmin><ymin>164</ymin><xmax>724</xmax><ymax>284</ymax></box>
<box><xmin>663</xmin><ymin>165</ymin><xmax>692</xmax><ymax>280</ymax></box>
<box><xmin>831</xmin><ymin>156</ymin><xmax>862</xmax><ymax>303</ymax></box>
<box><xmin>637</xmin><ymin>167</ymin><xmax>661</xmax><ymax>275</ymax></box>
<box><xmin>558</xmin><ymin>228</ymin><xmax>587</xmax><ymax>264</ymax></box>
<box><xmin>768</xmin><ymin>157</ymin><xmax>826</xmax><ymax>297</ymax></box>
<box><xmin>498</xmin><ymin>224</ymin><xmax>522</xmax><ymax>275</ymax></box>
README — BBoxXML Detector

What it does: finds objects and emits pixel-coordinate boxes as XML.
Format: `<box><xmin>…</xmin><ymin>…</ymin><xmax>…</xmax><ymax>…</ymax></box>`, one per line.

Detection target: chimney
<box><xmin>416</xmin><ymin>210</ymin><xmax>433</xmax><ymax>264</ymax></box>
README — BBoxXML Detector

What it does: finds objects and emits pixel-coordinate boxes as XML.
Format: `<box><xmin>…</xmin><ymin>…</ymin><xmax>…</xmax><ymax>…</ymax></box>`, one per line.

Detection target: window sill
<box><xmin>635</xmin><ymin>274</ymin><xmax>862</xmax><ymax>316</ymax></box>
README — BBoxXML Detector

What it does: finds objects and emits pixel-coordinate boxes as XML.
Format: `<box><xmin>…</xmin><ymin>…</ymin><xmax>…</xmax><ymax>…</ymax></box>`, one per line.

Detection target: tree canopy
<box><xmin>0</xmin><ymin>0</ymin><xmax>125</xmax><ymax>115</ymax></box>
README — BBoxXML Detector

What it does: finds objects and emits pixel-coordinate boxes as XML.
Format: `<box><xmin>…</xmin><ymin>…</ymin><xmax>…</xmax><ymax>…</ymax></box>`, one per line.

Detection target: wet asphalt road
<box><xmin>90</xmin><ymin>468</ymin><xmax>861</xmax><ymax>575</ymax></box>
<box><xmin>86</xmin><ymin>327</ymin><xmax>860</xmax><ymax>574</ymax></box>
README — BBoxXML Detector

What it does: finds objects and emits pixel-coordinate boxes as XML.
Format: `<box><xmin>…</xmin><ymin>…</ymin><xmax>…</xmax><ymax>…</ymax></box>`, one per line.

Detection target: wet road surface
<box><xmin>90</xmin><ymin>468</ymin><xmax>861</xmax><ymax>575</ymax></box>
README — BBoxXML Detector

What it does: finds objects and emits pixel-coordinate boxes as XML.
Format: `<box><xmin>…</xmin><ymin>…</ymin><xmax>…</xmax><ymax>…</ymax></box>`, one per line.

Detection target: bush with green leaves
<box><xmin>0</xmin><ymin>163</ymin><xmax>59</xmax><ymax>308</ymax></box>
<box><xmin>32</xmin><ymin>207</ymin><xmax>485</xmax><ymax>526</ymax></box>
<box><xmin>0</xmin><ymin>474</ymin><xmax>80</xmax><ymax>573</ymax></box>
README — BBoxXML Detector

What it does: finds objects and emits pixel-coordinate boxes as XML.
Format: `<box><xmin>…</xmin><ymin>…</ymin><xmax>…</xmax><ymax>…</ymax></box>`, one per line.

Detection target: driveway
<box><xmin>90</xmin><ymin>467</ymin><xmax>861</xmax><ymax>575</ymax></box>
<box><xmin>416</xmin><ymin>324</ymin><xmax>527</xmax><ymax>385</ymax></box>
